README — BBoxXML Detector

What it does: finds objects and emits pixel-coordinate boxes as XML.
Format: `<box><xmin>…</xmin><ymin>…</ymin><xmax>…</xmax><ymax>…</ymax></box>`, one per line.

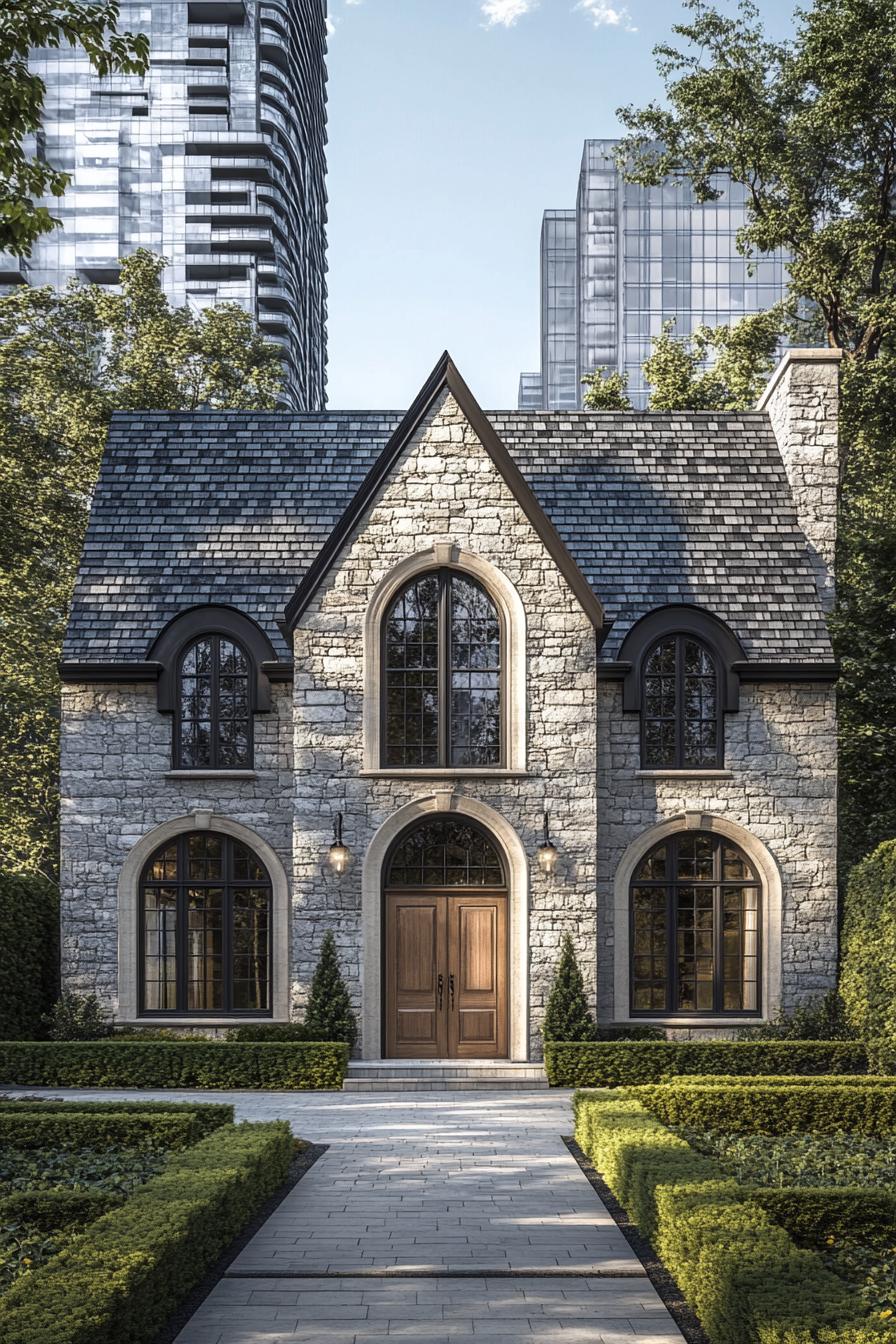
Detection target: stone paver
<box><xmin>7</xmin><ymin>1087</ymin><xmax>684</xmax><ymax>1343</ymax></box>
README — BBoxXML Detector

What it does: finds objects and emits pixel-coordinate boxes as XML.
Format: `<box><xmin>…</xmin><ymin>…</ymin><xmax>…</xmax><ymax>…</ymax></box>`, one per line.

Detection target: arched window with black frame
<box><xmin>642</xmin><ymin>634</ymin><xmax>722</xmax><ymax>769</ymax></box>
<box><xmin>176</xmin><ymin>636</ymin><xmax>252</xmax><ymax>769</ymax></box>
<box><xmin>140</xmin><ymin>832</ymin><xmax>272</xmax><ymax>1015</ymax></box>
<box><xmin>630</xmin><ymin>832</ymin><xmax>761</xmax><ymax>1016</ymax></box>
<box><xmin>382</xmin><ymin>570</ymin><xmax>502</xmax><ymax>768</ymax></box>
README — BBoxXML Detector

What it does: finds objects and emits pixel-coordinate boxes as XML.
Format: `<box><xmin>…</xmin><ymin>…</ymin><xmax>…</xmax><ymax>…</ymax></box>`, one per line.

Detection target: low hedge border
<box><xmin>573</xmin><ymin>1089</ymin><xmax>869</xmax><ymax>1344</ymax></box>
<box><xmin>0</xmin><ymin>1100</ymin><xmax>234</xmax><ymax>1138</ymax></box>
<box><xmin>632</xmin><ymin>1082</ymin><xmax>896</xmax><ymax>1136</ymax></box>
<box><xmin>0</xmin><ymin>1120</ymin><xmax>293</xmax><ymax>1344</ymax></box>
<box><xmin>0</xmin><ymin>1190</ymin><xmax>122</xmax><ymax>1235</ymax></box>
<box><xmin>752</xmin><ymin>1187</ymin><xmax>896</xmax><ymax>1245</ymax></box>
<box><xmin>0</xmin><ymin>1111</ymin><xmax>222</xmax><ymax>1152</ymax></box>
<box><xmin>545</xmin><ymin>1040</ymin><xmax>869</xmax><ymax>1088</ymax></box>
<box><xmin>0</xmin><ymin>1040</ymin><xmax>349</xmax><ymax>1090</ymax></box>
<box><xmin>666</xmin><ymin>1075</ymin><xmax>896</xmax><ymax>1089</ymax></box>
<box><xmin>867</xmin><ymin>1041</ymin><xmax>896</xmax><ymax>1075</ymax></box>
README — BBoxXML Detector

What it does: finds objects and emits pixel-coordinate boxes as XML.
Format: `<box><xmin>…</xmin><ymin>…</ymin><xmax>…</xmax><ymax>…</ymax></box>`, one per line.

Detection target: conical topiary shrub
<box><xmin>542</xmin><ymin>932</ymin><xmax>597</xmax><ymax>1042</ymax></box>
<box><xmin>304</xmin><ymin>930</ymin><xmax>358</xmax><ymax>1048</ymax></box>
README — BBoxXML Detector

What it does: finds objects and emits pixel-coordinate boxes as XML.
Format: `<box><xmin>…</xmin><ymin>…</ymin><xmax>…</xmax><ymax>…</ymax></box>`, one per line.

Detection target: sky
<box><xmin>324</xmin><ymin>0</ymin><xmax>795</xmax><ymax>410</ymax></box>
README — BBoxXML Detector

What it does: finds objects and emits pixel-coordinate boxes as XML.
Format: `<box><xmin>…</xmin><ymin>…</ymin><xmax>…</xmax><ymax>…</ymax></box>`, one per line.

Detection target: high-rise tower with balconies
<box><xmin>1</xmin><ymin>0</ymin><xmax>327</xmax><ymax>408</ymax></box>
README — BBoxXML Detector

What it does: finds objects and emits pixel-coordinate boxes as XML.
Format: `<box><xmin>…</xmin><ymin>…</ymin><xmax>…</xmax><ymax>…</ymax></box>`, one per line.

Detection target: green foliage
<box><xmin>0</xmin><ymin>1148</ymin><xmax>165</xmax><ymax>1197</ymax></box>
<box><xmin>543</xmin><ymin>1039</ymin><xmax>868</xmax><ymax>1087</ymax></box>
<box><xmin>573</xmin><ymin>1089</ymin><xmax>856</xmax><ymax>1344</ymax></box>
<box><xmin>43</xmin><ymin>993</ymin><xmax>113</xmax><ymax>1042</ymax></box>
<box><xmin>841</xmin><ymin>840</ymin><xmax>896</xmax><ymax>1038</ymax></box>
<box><xmin>0</xmin><ymin>3</ymin><xmax>149</xmax><ymax>256</ymax></box>
<box><xmin>672</xmin><ymin>1074</ymin><xmax>896</xmax><ymax>1089</ymax></box>
<box><xmin>0</xmin><ymin>1190</ymin><xmax>123</xmax><ymax>1235</ymax></box>
<box><xmin>303</xmin><ymin>932</ymin><xmax>358</xmax><ymax>1048</ymax></box>
<box><xmin>580</xmin><ymin>367</ymin><xmax>633</xmax><ymax>410</ymax></box>
<box><xmin>227</xmin><ymin>1022</ymin><xmax>317</xmax><ymax>1042</ymax></box>
<box><xmin>703</xmin><ymin>1132</ymin><xmax>896</xmax><ymax>1191</ymax></box>
<box><xmin>0</xmin><ymin>873</ymin><xmax>58</xmax><ymax>1039</ymax></box>
<box><xmin>0</xmin><ymin>1111</ymin><xmax>223</xmax><ymax>1153</ymax></box>
<box><xmin>642</xmin><ymin>310</ymin><xmax>783</xmax><ymax>411</ymax></box>
<box><xmin>0</xmin><ymin>251</ymin><xmax>284</xmax><ymax>880</ymax></box>
<box><xmin>0</xmin><ymin>1100</ymin><xmax>234</xmax><ymax>1132</ymax></box>
<box><xmin>0</xmin><ymin>1040</ymin><xmax>349</xmax><ymax>1090</ymax></box>
<box><xmin>633</xmin><ymin>1081</ymin><xmax>896</xmax><ymax>1136</ymax></box>
<box><xmin>868</xmin><ymin>1042</ymin><xmax>896</xmax><ymax>1075</ymax></box>
<box><xmin>541</xmin><ymin>933</ymin><xmax>597</xmax><ymax>1043</ymax></box>
<box><xmin>742</xmin><ymin>990</ymin><xmax>858</xmax><ymax>1042</ymax></box>
<box><xmin>0</xmin><ymin>1121</ymin><xmax>293</xmax><ymax>1344</ymax></box>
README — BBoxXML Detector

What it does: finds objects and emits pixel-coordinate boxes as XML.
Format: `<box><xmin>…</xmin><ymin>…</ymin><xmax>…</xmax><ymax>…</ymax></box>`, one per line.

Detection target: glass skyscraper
<box><xmin>519</xmin><ymin>138</ymin><xmax>789</xmax><ymax>410</ymax></box>
<box><xmin>0</xmin><ymin>0</ymin><xmax>328</xmax><ymax>409</ymax></box>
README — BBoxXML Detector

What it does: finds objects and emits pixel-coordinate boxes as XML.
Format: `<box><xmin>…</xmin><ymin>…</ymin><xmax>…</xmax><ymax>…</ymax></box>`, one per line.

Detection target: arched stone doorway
<box><xmin>382</xmin><ymin>816</ymin><xmax>509</xmax><ymax>1059</ymax></box>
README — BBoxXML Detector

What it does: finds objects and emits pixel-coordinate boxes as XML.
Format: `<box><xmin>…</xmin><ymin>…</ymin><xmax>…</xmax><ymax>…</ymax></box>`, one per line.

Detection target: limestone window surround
<box><xmin>361</xmin><ymin>793</ymin><xmax>530</xmax><ymax>1062</ymax></box>
<box><xmin>612</xmin><ymin>812</ymin><xmax>782</xmax><ymax>1026</ymax></box>
<box><xmin>116</xmin><ymin>811</ymin><xmax>290</xmax><ymax>1024</ymax></box>
<box><xmin>635</xmin><ymin>770</ymin><xmax>734</xmax><ymax>780</ymax></box>
<box><xmin>362</xmin><ymin>543</ymin><xmax>528</xmax><ymax>775</ymax></box>
<box><xmin>164</xmin><ymin>770</ymin><xmax>258</xmax><ymax>780</ymax></box>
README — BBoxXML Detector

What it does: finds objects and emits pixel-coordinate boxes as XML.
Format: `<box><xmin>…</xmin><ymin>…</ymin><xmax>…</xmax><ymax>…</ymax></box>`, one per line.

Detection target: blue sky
<box><xmin>324</xmin><ymin>0</ymin><xmax>794</xmax><ymax>409</ymax></box>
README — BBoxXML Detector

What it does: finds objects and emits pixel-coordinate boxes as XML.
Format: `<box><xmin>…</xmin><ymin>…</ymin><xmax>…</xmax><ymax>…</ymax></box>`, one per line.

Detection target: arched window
<box><xmin>386</xmin><ymin>818</ymin><xmax>506</xmax><ymax>887</ymax></box>
<box><xmin>140</xmin><ymin>832</ymin><xmax>272</xmax><ymax>1015</ymax></box>
<box><xmin>642</xmin><ymin>635</ymin><xmax>721</xmax><ymax>769</ymax></box>
<box><xmin>630</xmin><ymin>832</ymin><xmax>760</xmax><ymax>1016</ymax></box>
<box><xmin>176</xmin><ymin>636</ymin><xmax>251</xmax><ymax>769</ymax></box>
<box><xmin>382</xmin><ymin>571</ymin><xmax>502</xmax><ymax>768</ymax></box>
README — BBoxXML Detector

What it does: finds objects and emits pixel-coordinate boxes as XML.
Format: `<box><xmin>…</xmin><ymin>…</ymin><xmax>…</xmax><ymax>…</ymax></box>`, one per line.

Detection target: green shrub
<box><xmin>43</xmin><ymin>992</ymin><xmax>113</xmax><ymax>1041</ymax></box>
<box><xmin>753</xmin><ymin>1187</ymin><xmax>896</xmax><ymax>1244</ymax></box>
<box><xmin>0</xmin><ymin>1121</ymin><xmax>292</xmax><ymax>1344</ymax></box>
<box><xmin>633</xmin><ymin>1082</ymin><xmax>896</xmax><ymax>1136</ymax></box>
<box><xmin>304</xmin><ymin>932</ymin><xmax>358</xmax><ymax>1048</ymax></box>
<box><xmin>226</xmin><ymin>1022</ymin><xmax>316</xmax><ymax>1042</ymax></box>
<box><xmin>0</xmin><ymin>1190</ymin><xmax>121</xmax><ymax>1235</ymax></box>
<box><xmin>574</xmin><ymin>1090</ymin><xmax>857</xmax><ymax>1344</ymax></box>
<box><xmin>0</xmin><ymin>1148</ymin><xmax>166</xmax><ymax>1197</ymax></box>
<box><xmin>867</xmin><ymin>1041</ymin><xmax>896</xmax><ymax>1074</ymax></box>
<box><xmin>0</xmin><ymin>874</ymin><xmax>58</xmax><ymax>1041</ymax></box>
<box><xmin>0</xmin><ymin>1100</ymin><xmax>234</xmax><ymax>1137</ymax></box>
<box><xmin>542</xmin><ymin>933</ymin><xmax>596</xmax><ymax>1042</ymax></box>
<box><xmin>544</xmin><ymin>1039</ymin><xmax>868</xmax><ymax>1087</ymax></box>
<box><xmin>741</xmin><ymin>989</ymin><xmax>858</xmax><ymax>1041</ymax></box>
<box><xmin>841</xmin><ymin>839</ymin><xmax>896</xmax><ymax>1040</ymax></box>
<box><xmin>0</xmin><ymin>1111</ymin><xmax>222</xmax><ymax>1152</ymax></box>
<box><xmin>0</xmin><ymin>1040</ymin><xmax>348</xmax><ymax>1090</ymax></box>
<box><xmin>669</xmin><ymin>1074</ymin><xmax>896</xmax><ymax>1088</ymax></box>
<box><xmin>673</xmin><ymin>1131</ymin><xmax>896</xmax><ymax>1191</ymax></box>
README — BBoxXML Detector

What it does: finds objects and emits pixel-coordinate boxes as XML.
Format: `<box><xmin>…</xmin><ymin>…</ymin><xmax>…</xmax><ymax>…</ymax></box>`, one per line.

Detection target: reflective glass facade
<box><xmin>1</xmin><ymin>0</ymin><xmax>328</xmax><ymax>409</ymax></box>
<box><xmin>520</xmin><ymin>138</ymin><xmax>790</xmax><ymax>410</ymax></box>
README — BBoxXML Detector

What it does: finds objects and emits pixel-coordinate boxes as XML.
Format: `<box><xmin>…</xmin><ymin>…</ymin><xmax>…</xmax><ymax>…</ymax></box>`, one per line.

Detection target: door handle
<box><xmin>448</xmin><ymin>973</ymin><xmax>455</xmax><ymax>1008</ymax></box>
<box><xmin>438</xmin><ymin>973</ymin><xmax>444</xmax><ymax>1010</ymax></box>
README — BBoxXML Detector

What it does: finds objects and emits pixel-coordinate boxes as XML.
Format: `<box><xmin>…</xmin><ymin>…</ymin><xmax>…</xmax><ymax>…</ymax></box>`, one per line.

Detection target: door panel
<box><xmin>385</xmin><ymin>896</ymin><xmax>446</xmax><ymax>1058</ymax></box>
<box><xmin>448</xmin><ymin>895</ymin><xmax>507</xmax><ymax>1058</ymax></box>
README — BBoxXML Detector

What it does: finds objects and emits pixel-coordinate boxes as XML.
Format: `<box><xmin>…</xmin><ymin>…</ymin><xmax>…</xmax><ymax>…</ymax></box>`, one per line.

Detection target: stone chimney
<box><xmin>756</xmin><ymin>348</ymin><xmax>842</xmax><ymax>612</ymax></box>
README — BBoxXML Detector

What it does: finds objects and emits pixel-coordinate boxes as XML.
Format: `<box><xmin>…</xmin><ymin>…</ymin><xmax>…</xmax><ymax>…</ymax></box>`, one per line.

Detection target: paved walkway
<box><xmin>8</xmin><ymin>1087</ymin><xmax>684</xmax><ymax>1344</ymax></box>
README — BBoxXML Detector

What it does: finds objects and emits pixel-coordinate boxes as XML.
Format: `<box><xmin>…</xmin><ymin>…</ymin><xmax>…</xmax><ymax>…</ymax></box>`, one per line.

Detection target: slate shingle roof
<box><xmin>63</xmin><ymin>407</ymin><xmax>834</xmax><ymax>664</ymax></box>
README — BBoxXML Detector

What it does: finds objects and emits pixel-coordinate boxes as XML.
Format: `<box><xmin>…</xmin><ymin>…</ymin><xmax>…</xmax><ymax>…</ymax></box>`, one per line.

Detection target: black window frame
<box><xmin>380</xmin><ymin>568</ymin><xmax>505</xmax><ymax>769</ymax></box>
<box><xmin>640</xmin><ymin>633</ymin><xmax>724</xmax><ymax>770</ymax></box>
<box><xmin>174</xmin><ymin>634</ymin><xmax>254</xmax><ymax>770</ymax></box>
<box><xmin>138</xmin><ymin>831</ymin><xmax>273</xmax><ymax>1018</ymax></box>
<box><xmin>629</xmin><ymin>832</ymin><xmax>762</xmax><ymax>1018</ymax></box>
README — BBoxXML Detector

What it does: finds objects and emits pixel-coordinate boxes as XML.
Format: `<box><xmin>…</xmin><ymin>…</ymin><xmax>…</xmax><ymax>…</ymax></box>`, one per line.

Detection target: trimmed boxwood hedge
<box><xmin>0</xmin><ymin>1120</ymin><xmax>293</xmax><ymax>1344</ymax></box>
<box><xmin>632</xmin><ymin>1081</ymin><xmax>896</xmax><ymax>1135</ymax></box>
<box><xmin>0</xmin><ymin>1100</ymin><xmax>234</xmax><ymax>1137</ymax></box>
<box><xmin>544</xmin><ymin>1039</ymin><xmax>869</xmax><ymax>1087</ymax></box>
<box><xmin>0</xmin><ymin>1040</ymin><xmax>349</xmax><ymax>1089</ymax></box>
<box><xmin>0</xmin><ymin>873</ymin><xmax>58</xmax><ymax>1040</ymax></box>
<box><xmin>667</xmin><ymin>1074</ymin><xmax>896</xmax><ymax>1088</ymax></box>
<box><xmin>574</xmin><ymin>1089</ymin><xmax>860</xmax><ymax>1344</ymax></box>
<box><xmin>867</xmin><ymin>1040</ymin><xmax>896</xmax><ymax>1074</ymax></box>
<box><xmin>0</xmin><ymin>1108</ymin><xmax>232</xmax><ymax>1151</ymax></box>
<box><xmin>0</xmin><ymin>1189</ymin><xmax>122</xmax><ymax>1235</ymax></box>
<box><xmin>753</xmin><ymin>1187</ymin><xmax>896</xmax><ymax>1245</ymax></box>
<box><xmin>841</xmin><ymin>839</ymin><xmax>896</xmax><ymax>1040</ymax></box>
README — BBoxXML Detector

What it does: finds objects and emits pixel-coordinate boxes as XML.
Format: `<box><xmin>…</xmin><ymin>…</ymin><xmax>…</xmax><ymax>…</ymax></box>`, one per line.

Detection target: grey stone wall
<box><xmin>596</xmin><ymin>678</ymin><xmax>839</xmax><ymax>1027</ymax></box>
<box><xmin>59</xmin><ymin>681</ymin><xmax>293</xmax><ymax>1016</ymax></box>
<box><xmin>292</xmin><ymin>390</ymin><xmax>599</xmax><ymax>1058</ymax></box>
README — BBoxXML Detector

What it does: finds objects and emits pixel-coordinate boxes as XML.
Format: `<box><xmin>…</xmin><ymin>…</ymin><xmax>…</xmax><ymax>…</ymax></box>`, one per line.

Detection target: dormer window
<box><xmin>642</xmin><ymin>635</ymin><xmax>721</xmax><ymax>769</ymax></box>
<box><xmin>382</xmin><ymin>570</ymin><xmax>502</xmax><ymax>768</ymax></box>
<box><xmin>176</xmin><ymin>636</ymin><xmax>252</xmax><ymax>769</ymax></box>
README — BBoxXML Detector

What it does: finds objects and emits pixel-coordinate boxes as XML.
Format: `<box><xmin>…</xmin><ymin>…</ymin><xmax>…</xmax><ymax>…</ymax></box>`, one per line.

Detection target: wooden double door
<box><xmin>385</xmin><ymin>891</ymin><xmax>508</xmax><ymax>1058</ymax></box>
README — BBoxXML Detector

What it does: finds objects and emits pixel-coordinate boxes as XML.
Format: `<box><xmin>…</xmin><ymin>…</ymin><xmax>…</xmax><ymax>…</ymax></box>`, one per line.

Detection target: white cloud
<box><xmin>576</xmin><ymin>0</ymin><xmax>637</xmax><ymax>32</ymax></box>
<box><xmin>326</xmin><ymin>14</ymin><xmax>336</xmax><ymax>36</ymax></box>
<box><xmin>480</xmin><ymin>0</ymin><xmax>537</xmax><ymax>28</ymax></box>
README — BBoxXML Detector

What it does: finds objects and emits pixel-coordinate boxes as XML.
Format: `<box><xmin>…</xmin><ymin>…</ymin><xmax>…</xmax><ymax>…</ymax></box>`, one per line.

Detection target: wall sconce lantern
<box><xmin>328</xmin><ymin>812</ymin><xmax>350</xmax><ymax>876</ymax></box>
<box><xmin>536</xmin><ymin>812</ymin><xmax>558</xmax><ymax>876</ymax></box>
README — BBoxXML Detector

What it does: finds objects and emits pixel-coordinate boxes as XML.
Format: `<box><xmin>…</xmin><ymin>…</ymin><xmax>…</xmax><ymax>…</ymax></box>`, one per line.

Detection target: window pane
<box><xmin>179</xmin><ymin>637</ymin><xmax>215</xmax><ymax>768</ymax></box>
<box><xmin>216</xmin><ymin>638</ymin><xmax>251</xmax><ymax>768</ymax></box>
<box><xmin>231</xmin><ymin>887</ymin><xmax>270</xmax><ymax>1012</ymax></box>
<box><xmin>682</xmin><ymin>639</ymin><xmax>718</xmax><ymax>767</ymax></box>
<box><xmin>643</xmin><ymin>638</ymin><xmax>677</xmax><ymax>767</ymax></box>
<box><xmin>384</xmin><ymin>575</ymin><xmax>440</xmax><ymax>766</ymax></box>
<box><xmin>143</xmin><ymin>887</ymin><xmax>177</xmax><ymax>1010</ymax></box>
<box><xmin>631</xmin><ymin>884</ymin><xmax>668</xmax><ymax>1011</ymax></box>
<box><xmin>187</xmin><ymin>887</ymin><xmax>224</xmax><ymax>1011</ymax></box>
<box><xmin>386</xmin><ymin>819</ymin><xmax>504</xmax><ymax>887</ymax></box>
<box><xmin>449</xmin><ymin>575</ymin><xmax>500</xmax><ymax>766</ymax></box>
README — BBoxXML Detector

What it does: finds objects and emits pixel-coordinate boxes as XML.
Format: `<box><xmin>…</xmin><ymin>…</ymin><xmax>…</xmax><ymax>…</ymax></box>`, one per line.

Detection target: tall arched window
<box><xmin>176</xmin><ymin>636</ymin><xmax>252</xmax><ymax>769</ymax></box>
<box><xmin>642</xmin><ymin>635</ymin><xmax>721</xmax><ymax>768</ymax></box>
<box><xmin>386</xmin><ymin>818</ymin><xmax>506</xmax><ymax>887</ymax></box>
<box><xmin>382</xmin><ymin>571</ymin><xmax>502</xmax><ymax>768</ymax></box>
<box><xmin>630</xmin><ymin>832</ymin><xmax>760</xmax><ymax>1016</ymax></box>
<box><xmin>140</xmin><ymin>832</ymin><xmax>272</xmax><ymax>1015</ymax></box>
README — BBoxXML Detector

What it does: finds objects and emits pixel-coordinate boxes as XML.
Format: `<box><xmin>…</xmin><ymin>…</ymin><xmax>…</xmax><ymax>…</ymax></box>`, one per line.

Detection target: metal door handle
<box><xmin>448</xmin><ymin>973</ymin><xmax>455</xmax><ymax>1007</ymax></box>
<box><xmin>438</xmin><ymin>973</ymin><xmax>444</xmax><ymax>1010</ymax></box>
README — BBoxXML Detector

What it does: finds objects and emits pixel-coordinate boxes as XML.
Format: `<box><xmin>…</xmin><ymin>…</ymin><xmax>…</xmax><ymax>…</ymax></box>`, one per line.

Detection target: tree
<box><xmin>581</xmin><ymin>368</ymin><xmax>633</xmax><ymax>411</ymax></box>
<box><xmin>1</xmin><ymin>2</ymin><xmax>149</xmax><ymax>255</ymax></box>
<box><xmin>0</xmin><ymin>251</ymin><xmax>284</xmax><ymax>878</ymax></box>
<box><xmin>617</xmin><ymin>0</ymin><xmax>896</xmax><ymax>870</ymax></box>
<box><xmin>542</xmin><ymin>933</ymin><xmax>596</xmax><ymax>1043</ymax></box>
<box><xmin>303</xmin><ymin>932</ymin><xmax>358</xmax><ymax>1048</ymax></box>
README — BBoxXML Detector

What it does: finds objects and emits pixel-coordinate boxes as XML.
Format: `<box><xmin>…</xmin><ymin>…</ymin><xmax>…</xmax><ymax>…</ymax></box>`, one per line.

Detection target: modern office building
<box><xmin>520</xmin><ymin>138</ymin><xmax>789</xmax><ymax>410</ymax></box>
<box><xmin>1</xmin><ymin>0</ymin><xmax>328</xmax><ymax>408</ymax></box>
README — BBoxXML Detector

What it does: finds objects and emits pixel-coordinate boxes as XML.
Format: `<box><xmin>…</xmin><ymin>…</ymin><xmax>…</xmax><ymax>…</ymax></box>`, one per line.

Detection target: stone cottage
<box><xmin>59</xmin><ymin>348</ymin><xmax>841</xmax><ymax>1060</ymax></box>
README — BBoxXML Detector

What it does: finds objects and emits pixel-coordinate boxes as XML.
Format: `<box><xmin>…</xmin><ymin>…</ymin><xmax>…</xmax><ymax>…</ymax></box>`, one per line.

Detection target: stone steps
<box><xmin>343</xmin><ymin>1061</ymin><xmax>549</xmax><ymax>1091</ymax></box>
